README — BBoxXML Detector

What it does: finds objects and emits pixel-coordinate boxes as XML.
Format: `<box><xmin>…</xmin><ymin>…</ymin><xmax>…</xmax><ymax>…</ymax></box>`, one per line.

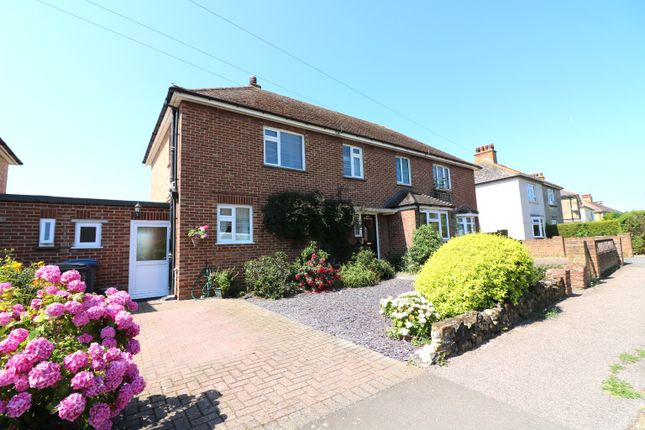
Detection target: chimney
<box><xmin>529</xmin><ymin>172</ymin><xmax>545</xmax><ymax>181</ymax></box>
<box><xmin>474</xmin><ymin>144</ymin><xmax>497</xmax><ymax>164</ymax></box>
<box><xmin>249</xmin><ymin>75</ymin><xmax>261</xmax><ymax>88</ymax></box>
<box><xmin>581</xmin><ymin>194</ymin><xmax>593</xmax><ymax>203</ymax></box>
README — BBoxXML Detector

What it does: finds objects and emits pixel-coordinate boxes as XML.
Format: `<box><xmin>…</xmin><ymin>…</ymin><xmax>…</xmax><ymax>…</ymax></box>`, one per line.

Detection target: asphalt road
<box><xmin>307</xmin><ymin>257</ymin><xmax>645</xmax><ymax>430</ymax></box>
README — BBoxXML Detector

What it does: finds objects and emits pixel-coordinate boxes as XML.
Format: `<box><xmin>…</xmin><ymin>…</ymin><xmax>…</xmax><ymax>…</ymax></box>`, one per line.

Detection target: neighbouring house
<box><xmin>561</xmin><ymin>190</ymin><xmax>619</xmax><ymax>222</ymax></box>
<box><xmin>473</xmin><ymin>144</ymin><xmax>563</xmax><ymax>240</ymax></box>
<box><xmin>0</xmin><ymin>137</ymin><xmax>22</xmax><ymax>193</ymax></box>
<box><xmin>143</xmin><ymin>77</ymin><xmax>480</xmax><ymax>299</ymax></box>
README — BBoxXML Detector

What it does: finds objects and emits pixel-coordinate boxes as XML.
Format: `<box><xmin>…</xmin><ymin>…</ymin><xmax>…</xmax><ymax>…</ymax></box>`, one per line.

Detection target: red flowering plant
<box><xmin>0</xmin><ymin>264</ymin><xmax>143</xmax><ymax>429</ymax></box>
<box><xmin>294</xmin><ymin>242</ymin><xmax>340</xmax><ymax>293</ymax></box>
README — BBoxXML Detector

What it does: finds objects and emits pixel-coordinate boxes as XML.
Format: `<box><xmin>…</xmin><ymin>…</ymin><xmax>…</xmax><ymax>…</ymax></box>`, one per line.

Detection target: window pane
<box><xmin>440</xmin><ymin>213</ymin><xmax>449</xmax><ymax>238</ymax></box>
<box><xmin>426</xmin><ymin>212</ymin><xmax>439</xmax><ymax>220</ymax></box>
<box><xmin>235</xmin><ymin>208</ymin><xmax>251</xmax><ymax>239</ymax></box>
<box><xmin>79</xmin><ymin>226</ymin><xmax>96</xmax><ymax>243</ymax></box>
<box><xmin>395</xmin><ymin>159</ymin><xmax>402</xmax><ymax>183</ymax></box>
<box><xmin>264</xmin><ymin>129</ymin><xmax>278</xmax><ymax>137</ymax></box>
<box><xmin>353</xmin><ymin>156</ymin><xmax>362</xmax><ymax>177</ymax></box>
<box><xmin>401</xmin><ymin>159</ymin><xmax>410</xmax><ymax>183</ymax></box>
<box><xmin>428</xmin><ymin>220</ymin><xmax>440</xmax><ymax>234</ymax></box>
<box><xmin>219</xmin><ymin>207</ymin><xmax>232</xmax><ymax>217</ymax></box>
<box><xmin>352</xmin><ymin>148</ymin><xmax>360</xmax><ymax>155</ymax></box>
<box><xmin>280</xmin><ymin>132</ymin><xmax>303</xmax><ymax>169</ymax></box>
<box><xmin>343</xmin><ymin>146</ymin><xmax>352</xmax><ymax>176</ymax></box>
<box><xmin>265</xmin><ymin>140</ymin><xmax>278</xmax><ymax>164</ymax></box>
<box><xmin>220</xmin><ymin>221</ymin><xmax>232</xmax><ymax>237</ymax></box>
<box><xmin>43</xmin><ymin>222</ymin><xmax>51</xmax><ymax>241</ymax></box>
<box><xmin>136</xmin><ymin>227</ymin><xmax>167</xmax><ymax>261</ymax></box>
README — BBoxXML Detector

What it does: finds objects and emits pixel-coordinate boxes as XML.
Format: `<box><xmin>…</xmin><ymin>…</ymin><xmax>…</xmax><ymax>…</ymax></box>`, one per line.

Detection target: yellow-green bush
<box><xmin>415</xmin><ymin>234</ymin><xmax>538</xmax><ymax>318</ymax></box>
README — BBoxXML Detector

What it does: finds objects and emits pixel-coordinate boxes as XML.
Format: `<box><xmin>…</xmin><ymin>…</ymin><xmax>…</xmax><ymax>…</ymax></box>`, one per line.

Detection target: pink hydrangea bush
<box><xmin>0</xmin><ymin>265</ymin><xmax>144</xmax><ymax>429</ymax></box>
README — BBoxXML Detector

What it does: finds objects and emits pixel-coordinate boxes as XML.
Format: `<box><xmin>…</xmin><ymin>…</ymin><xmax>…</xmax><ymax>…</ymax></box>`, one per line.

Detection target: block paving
<box><xmin>114</xmin><ymin>299</ymin><xmax>419</xmax><ymax>429</ymax></box>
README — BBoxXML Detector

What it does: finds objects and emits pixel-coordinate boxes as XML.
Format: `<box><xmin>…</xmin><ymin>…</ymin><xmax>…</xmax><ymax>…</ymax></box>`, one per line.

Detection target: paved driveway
<box><xmin>114</xmin><ymin>298</ymin><xmax>419</xmax><ymax>429</ymax></box>
<box><xmin>310</xmin><ymin>258</ymin><xmax>645</xmax><ymax>429</ymax></box>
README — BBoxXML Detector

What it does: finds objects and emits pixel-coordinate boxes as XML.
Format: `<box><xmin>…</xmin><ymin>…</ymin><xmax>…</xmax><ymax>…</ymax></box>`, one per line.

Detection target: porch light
<box><xmin>134</xmin><ymin>202</ymin><xmax>141</xmax><ymax>219</ymax></box>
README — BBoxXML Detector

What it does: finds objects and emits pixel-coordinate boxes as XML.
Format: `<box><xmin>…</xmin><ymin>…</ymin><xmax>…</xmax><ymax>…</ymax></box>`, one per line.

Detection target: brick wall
<box><xmin>0</xmin><ymin>196</ymin><xmax>168</xmax><ymax>290</ymax></box>
<box><xmin>522</xmin><ymin>236</ymin><xmax>566</xmax><ymax>257</ymax></box>
<box><xmin>171</xmin><ymin>102</ymin><xmax>478</xmax><ymax>298</ymax></box>
<box><xmin>0</xmin><ymin>160</ymin><xmax>8</xmax><ymax>194</ymax></box>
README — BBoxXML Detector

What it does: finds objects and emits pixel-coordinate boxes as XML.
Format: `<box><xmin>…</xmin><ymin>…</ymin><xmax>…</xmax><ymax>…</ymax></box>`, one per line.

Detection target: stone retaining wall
<box><xmin>415</xmin><ymin>271</ymin><xmax>569</xmax><ymax>364</ymax></box>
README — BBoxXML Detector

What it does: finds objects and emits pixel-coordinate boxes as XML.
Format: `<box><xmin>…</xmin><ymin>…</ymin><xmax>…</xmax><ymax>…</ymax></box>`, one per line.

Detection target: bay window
<box><xmin>456</xmin><ymin>215</ymin><xmax>477</xmax><ymax>236</ymax></box>
<box><xmin>421</xmin><ymin>210</ymin><xmax>450</xmax><ymax>240</ymax></box>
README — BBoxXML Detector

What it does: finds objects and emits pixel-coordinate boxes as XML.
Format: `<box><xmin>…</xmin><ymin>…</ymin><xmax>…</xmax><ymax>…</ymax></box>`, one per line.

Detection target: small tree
<box><xmin>403</xmin><ymin>224</ymin><xmax>443</xmax><ymax>272</ymax></box>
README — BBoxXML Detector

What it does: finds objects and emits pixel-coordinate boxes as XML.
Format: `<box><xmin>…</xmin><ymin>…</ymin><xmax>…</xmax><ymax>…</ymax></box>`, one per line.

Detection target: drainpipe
<box><xmin>163</xmin><ymin>105</ymin><xmax>179</xmax><ymax>300</ymax></box>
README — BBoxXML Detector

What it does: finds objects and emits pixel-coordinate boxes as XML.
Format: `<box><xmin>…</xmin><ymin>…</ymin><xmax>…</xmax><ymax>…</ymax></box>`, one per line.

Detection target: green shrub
<box><xmin>206</xmin><ymin>268</ymin><xmax>238</xmax><ymax>298</ymax></box>
<box><xmin>340</xmin><ymin>263</ymin><xmax>378</xmax><ymax>288</ymax></box>
<box><xmin>297</xmin><ymin>241</ymin><xmax>330</xmax><ymax>265</ymax></box>
<box><xmin>402</xmin><ymin>224</ymin><xmax>443</xmax><ymax>273</ymax></box>
<box><xmin>244</xmin><ymin>252</ymin><xmax>296</xmax><ymax>299</ymax></box>
<box><xmin>545</xmin><ymin>224</ymin><xmax>559</xmax><ymax>238</ymax></box>
<box><xmin>350</xmin><ymin>248</ymin><xmax>395</xmax><ymax>280</ymax></box>
<box><xmin>556</xmin><ymin>220</ymin><xmax>622</xmax><ymax>238</ymax></box>
<box><xmin>415</xmin><ymin>233</ymin><xmax>538</xmax><ymax>318</ymax></box>
<box><xmin>617</xmin><ymin>211</ymin><xmax>645</xmax><ymax>254</ymax></box>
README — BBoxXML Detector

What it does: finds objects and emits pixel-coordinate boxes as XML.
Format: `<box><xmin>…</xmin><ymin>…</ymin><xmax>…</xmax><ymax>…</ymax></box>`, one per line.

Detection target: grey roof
<box><xmin>560</xmin><ymin>189</ymin><xmax>578</xmax><ymax>198</ymax></box>
<box><xmin>582</xmin><ymin>200</ymin><xmax>620</xmax><ymax>214</ymax></box>
<box><xmin>474</xmin><ymin>161</ymin><xmax>562</xmax><ymax>189</ymax></box>
<box><xmin>384</xmin><ymin>190</ymin><xmax>453</xmax><ymax>209</ymax></box>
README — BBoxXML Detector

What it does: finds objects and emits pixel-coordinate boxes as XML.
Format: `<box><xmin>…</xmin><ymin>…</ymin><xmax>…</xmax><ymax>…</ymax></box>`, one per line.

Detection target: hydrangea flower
<box><xmin>100</xmin><ymin>326</ymin><xmax>116</xmax><ymax>339</ymax></box>
<box><xmin>6</xmin><ymin>352</ymin><xmax>35</xmax><ymax>374</ymax></box>
<box><xmin>57</xmin><ymin>393</ymin><xmax>86</xmax><ymax>422</ymax></box>
<box><xmin>126</xmin><ymin>338</ymin><xmax>141</xmax><ymax>355</ymax></box>
<box><xmin>72</xmin><ymin>312</ymin><xmax>90</xmax><ymax>327</ymax></box>
<box><xmin>65</xmin><ymin>300</ymin><xmax>83</xmax><ymax>315</ymax></box>
<box><xmin>45</xmin><ymin>285</ymin><xmax>59</xmax><ymax>295</ymax></box>
<box><xmin>102</xmin><ymin>337</ymin><xmax>117</xmax><ymax>349</ymax></box>
<box><xmin>77</xmin><ymin>332</ymin><xmax>94</xmax><ymax>344</ymax></box>
<box><xmin>0</xmin><ymin>367</ymin><xmax>18</xmax><ymax>387</ymax></box>
<box><xmin>115</xmin><ymin>311</ymin><xmax>134</xmax><ymax>330</ymax></box>
<box><xmin>61</xmin><ymin>269</ymin><xmax>81</xmax><ymax>285</ymax></box>
<box><xmin>63</xmin><ymin>350</ymin><xmax>89</xmax><ymax>373</ymax></box>
<box><xmin>35</xmin><ymin>265</ymin><xmax>61</xmax><ymax>284</ymax></box>
<box><xmin>6</xmin><ymin>392</ymin><xmax>32</xmax><ymax>418</ymax></box>
<box><xmin>86</xmin><ymin>305</ymin><xmax>106</xmax><ymax>320</ymax></box>
<box><xmin>24</xmin><ymin>337</ymin><xmax>55</xmax><ymax>361</ymax></box>
<box><xmin>70</xmin><ymin>370</ymin><xmax>95</xmax><ymax>390</ymax></box>
<box><xmin>30</xmin><ymin>298</ymin><xmax>43</xmax><ymax>310</ymax></box>
<box><xmin>45</xmin><ymin>302</ymin><xmax>65</xmax><ymax>318</ymax></box>
<box><xmin>0</xmin><ymin>282</ymin><xmax>12</xmax><ymax>294</ymax></box>
<box><xmin>67</xmin><ymin>279</ymin><xmax>87</xmax><ymax>293</ymax></box>
<box><xmin>28</xmin><ymin>361</ymin><xmax>62</xmax><ymax>389</ymax></box>
<box><xmin>88</xmin><ymin>402</ymin><xmax>111</xmax><ymax>428</ymax></box>
<box><xmin>14</xmin><ymin>375</ymin><xmax>29</xmax><ymax>392</ymax></box>
<box><xmin>0</xmin><ymin>311</ymin><xmax>14</xmax><ymax>326</ymax></box>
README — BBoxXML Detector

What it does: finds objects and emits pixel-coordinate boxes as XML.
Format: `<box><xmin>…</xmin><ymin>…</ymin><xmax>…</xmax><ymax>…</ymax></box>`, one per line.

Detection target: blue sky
<box><xmin>1</xmin><ymin>0</ymin><xmax>644</xmax><ymax>210</ymax></box>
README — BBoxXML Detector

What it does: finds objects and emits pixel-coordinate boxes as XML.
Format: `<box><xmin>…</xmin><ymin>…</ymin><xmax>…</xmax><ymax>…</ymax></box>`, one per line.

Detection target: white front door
<box><xmin>128</xmin><ymin>220</ymin><xmax>170</xmax><ymax>299</ymax></box>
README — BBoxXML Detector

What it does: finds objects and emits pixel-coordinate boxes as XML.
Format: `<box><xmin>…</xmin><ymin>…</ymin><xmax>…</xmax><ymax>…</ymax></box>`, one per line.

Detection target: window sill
<box><xmin>71</xmin><ymin>246</ymin><xmax>103</xmax><ymax>250</ymax></box>
<box><xmin>216</xmin><ymin>241</ymin><xmax>255</xmax><ymax>245</ymax></box>
<box><xmin>343</xmin><ymin>176</ymin><xmax>365</xmax><ymax>181</ymax></box>
<box><xmin>396</xmin><ymin>182</ymin><xmax>413</xmax><ymax>187</ymax></box>
<box><xmin>263</xmin><ymin>163</ymin><xmax>306</xmax><ymax>173</ymax></box>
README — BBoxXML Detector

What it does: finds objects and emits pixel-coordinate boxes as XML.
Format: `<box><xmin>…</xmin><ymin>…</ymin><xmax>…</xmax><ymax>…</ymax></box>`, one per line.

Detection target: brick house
<box><xmin>143</xmin><ymin>77</ymin><xmax>480</xmax><ymax>299</ymax></box>
<box><xmin>474</xmin><ymin>144</ymin><xmax>564</xmax><ymax>240</ymax></box>
<box><xmin>0</xmin><ymin>137</ymin><xmax>22</xmax><ymax>193</ymax></box>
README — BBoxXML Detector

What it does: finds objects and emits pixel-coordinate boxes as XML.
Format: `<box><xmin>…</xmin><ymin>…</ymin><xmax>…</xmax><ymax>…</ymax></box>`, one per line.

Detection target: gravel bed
<box><xmin>247</xmin><ymin>277</ymin><xmax>416</xmax><ymax>361</ymax></box>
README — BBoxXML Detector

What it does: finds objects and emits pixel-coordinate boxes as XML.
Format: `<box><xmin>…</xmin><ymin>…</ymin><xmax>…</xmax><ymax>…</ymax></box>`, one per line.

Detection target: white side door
<box><xmin>128</xmin><ymin>220</ymin><xmax>170</xmax><ymax>299</ymax></box>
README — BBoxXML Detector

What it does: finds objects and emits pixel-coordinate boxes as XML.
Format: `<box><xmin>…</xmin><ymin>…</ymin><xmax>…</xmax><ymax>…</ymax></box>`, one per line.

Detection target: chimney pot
<box><xmin>474</xmin><ymin>144</ymin><xmax>498</xmax><ymax>164</ymax></box>
<box><xmin>249</xmin><ymin>75</ymin><xmax>261</xmax><ymax>88</ymax></box>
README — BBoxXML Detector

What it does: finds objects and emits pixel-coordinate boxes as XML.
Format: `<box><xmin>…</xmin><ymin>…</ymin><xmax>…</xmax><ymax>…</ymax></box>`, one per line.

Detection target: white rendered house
<box><xmin>473</xmin><ymin>145</ymin><xmax>564</xmax><ymax>240</ymax></box>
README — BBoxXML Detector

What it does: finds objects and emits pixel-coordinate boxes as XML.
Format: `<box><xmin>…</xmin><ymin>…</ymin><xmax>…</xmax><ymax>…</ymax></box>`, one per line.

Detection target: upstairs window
<box><xmin>395</xmin><ymin>156</ymin><xmax>411</xmax><ymax>186</ymax></box>
<box><xmin>343</xmin><ymin>145</ymin><xmax>364</xmax><ymax>179</ymax></box>
<box><xmin>217</xmin><ymin>205</ymin><xmax>253</xmax><ymax>244</ymax></box>
<box><xmin>433</xmin><ymin>165</ymin><xmax>451</xmax><ymax>190</ymax></box>
<box><xmin>264</xmin><ymin>128</ymin><xmax>305</xmax><ymax>171</ymax></box>
<box><xmin>527</xmin><ymin>183</ymin><xmax>538</xmax><ymax>203</ymax></box>
<box><xmin>39</xmin><ymin>219</ymin><xmax>56</xmax><ymax>247</ymax></box>
<box><xmin>547</xmin><ymin>188</ymin><xmax>556</xmax><ymax>206</ymax></box>
<box><xmin>74</xmin><ymin>221</ymin><xmax>102</xmax><ymax>249</ymax></box>
<box><xmin>422</xmin><ymin>210</ymin><xmax>450</xmax><ymax>240</ymax></box>
<box><xmin>532</xmin><ymin>217</ymin><xmax>545</xmax><ymax>238</ymax></box>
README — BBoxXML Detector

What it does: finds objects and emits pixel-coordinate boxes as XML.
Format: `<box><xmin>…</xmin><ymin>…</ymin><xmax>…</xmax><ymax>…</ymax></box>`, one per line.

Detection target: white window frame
<box><xmin>546</xmin><ymin>188</ymin><xmax>556</xmax><ymax>206</ymax></box>
<box><xmin>39</xmin><ymin>218</ymin><xmax>56</xmax><ymax>247</ymax></box>
<box><xmin>263</xmin><ymin>127</ymin><xmax>305</xmax><ymax>171</ymax></box>
<box><xmin>217</xmin><ymin>205</ymin><xmax>253</xmax><ymax>245</ymax></box>
<box><xmin>73</xmin><ymin>221</ymin><xmax>102</xmax><ymax>249</ymax></box>
<box><xmin>353</xmin><ymin>213</ymin><xmax>363</xmax><ymax>238</ymax></box>
<box><xmin>395</xmin><ymin>156</ymin><xmax>412</xmax><ymax>186</ymax></box>
<box><xmin>432</xmin><ymin>165</ymin><xmax>452</xmax><ymax>190</ymax></box>
<box><xmin>527</xmin><ymin>183</ymin><xmax>538</xmax><ymax>203</ymax></box>
<box><xmin>531</xmin><ymin>216</ymin><xmax>545</xmax><ymax>238</ymax></box>
<box><xmin>343</xmin><ymin>144</ymin><xmax>364</xmax><ymax>179</ymax></box>
<box><xmin>456</xmin><ymin>214</ymin><xmax>477</xmax><ymax>236</ymax></box>
<box><xmin>420</xmin><ymin>209</ymin><xmax>450</xmax><ymax>240</ymax></box>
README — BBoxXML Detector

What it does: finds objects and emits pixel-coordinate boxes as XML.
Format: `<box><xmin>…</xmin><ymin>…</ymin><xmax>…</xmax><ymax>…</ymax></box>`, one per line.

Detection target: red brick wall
<box><xmin>173</xmin><ymin>102</ymin><xmax>478</xmax><ymax>298</ymax></box>
<box><xmin>0</xmin><ymin>199</ymin><xmax>168</xmax><ymax>290</ymax></box>
<box><xmin>0</xmin><ymin>160</ymin><xmax>8</xmax><ymax>194</ymax></box>
<box><xmin>522</xmin><ymin>236</ymin><xmax>566</xmax><ymax>257</ymax></box>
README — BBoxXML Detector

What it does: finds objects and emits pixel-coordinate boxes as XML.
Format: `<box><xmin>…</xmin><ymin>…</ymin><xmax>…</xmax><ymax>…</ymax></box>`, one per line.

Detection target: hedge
<box><xmin>555</xmin><ymin>220</ymin><xmax>622</xmax><ymax>238</ymax></box>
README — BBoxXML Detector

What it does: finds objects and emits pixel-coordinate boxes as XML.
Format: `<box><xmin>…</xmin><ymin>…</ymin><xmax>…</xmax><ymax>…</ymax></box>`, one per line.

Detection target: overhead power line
<box><xmin>81</xmin><ymin>0</ymin><xmax>326</xmax><ymax>106</ymax></box>
<box><xmin>35</xmin><ymin>0</ymin><xmax>239</xmax><ymax>86</ymax></box>
<box><xmin>188</xmin><ymin>0</ymin><xmax>470</xmax><ymax>153</ymax></box>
